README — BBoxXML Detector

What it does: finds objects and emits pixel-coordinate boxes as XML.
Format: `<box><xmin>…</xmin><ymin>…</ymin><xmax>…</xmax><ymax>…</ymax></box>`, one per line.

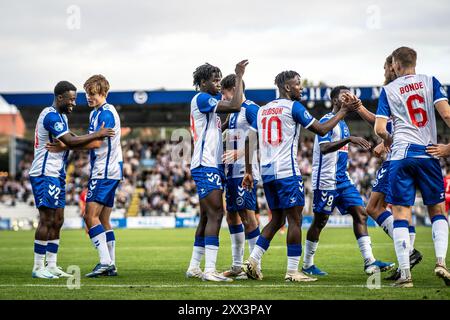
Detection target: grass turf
<box><xmin>0</xmin><ymin>227</ymin><xmax>448</xmax><ymax>300</ymax></box>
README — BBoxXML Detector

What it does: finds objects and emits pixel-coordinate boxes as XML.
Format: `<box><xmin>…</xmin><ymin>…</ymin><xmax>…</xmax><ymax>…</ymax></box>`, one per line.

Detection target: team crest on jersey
<box><xmin>304</xmin><ymin>111</ymin><xmax>312</xmax><ymax>120</ymax></box>
<box><xmin>54</xmin><ymin>122</ymin><xmax>64</xmax><ymax>132</ymax></box>
<box><xmin>208</xmin><ymin>98</ymin><xmax>218</xmax><ymax>107</ymax></box>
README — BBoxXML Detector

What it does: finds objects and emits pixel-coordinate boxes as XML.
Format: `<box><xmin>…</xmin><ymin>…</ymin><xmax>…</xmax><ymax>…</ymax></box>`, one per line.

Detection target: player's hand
<box><xmin>45</xmin><ymin>139</ymin><xmax>68</xmax><ymax>153</ymax></box>
<box><xmin>349</xmin><ymin>136</ymin><xmax>371</xmax><ymax>150</ymax></box>
<box><xmin>222</xmin><ymin>149</ymin><xmax>244</xmax><ymax>164</ymax></box>
<box><xmin>426</xmin><ymin>144</ymin><xmax>450</xmax><ymax>158</ymax></box>
<box><xmin>96</xmin><ymin>122</ymin><xmax>115</xmax><ymax>138</ymax></box>
<box><xmin>373</xmin><ymin>142</ymin><xmax>387</xmax><ymax>158</ymax></box>
<box><xmin>235</xmin><ymin>60</ymin><xmax>249</xmax><ymax>77</ymax></box>
<box><xmin>242</xmin><ymin>173</ymin><xmax>254</xmax><ymax>191</ymax></box>
<box><xmin>383</xmin><ymin>134</ymin><xmax>393</xmax><ymax>153</ymax></box>
<box><xmin>341</xmin><ymin>93</ymin><xmax>360</xmax><ymax>113</ymax></box>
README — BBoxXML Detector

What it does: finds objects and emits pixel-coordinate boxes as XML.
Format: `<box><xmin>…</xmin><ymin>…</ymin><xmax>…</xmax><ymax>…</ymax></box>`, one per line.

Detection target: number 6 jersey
<box><xmin>376</xmin><ymin>74</ymin><xmax>448</xmax><ymax>160</ymax></box>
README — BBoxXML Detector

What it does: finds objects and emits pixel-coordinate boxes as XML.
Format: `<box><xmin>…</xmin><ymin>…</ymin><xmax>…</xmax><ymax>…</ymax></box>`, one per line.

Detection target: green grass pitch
<box><xmin>0</xmin><ymin>227</ymin><xmax>448</xmax><ymax>300</ymax></box>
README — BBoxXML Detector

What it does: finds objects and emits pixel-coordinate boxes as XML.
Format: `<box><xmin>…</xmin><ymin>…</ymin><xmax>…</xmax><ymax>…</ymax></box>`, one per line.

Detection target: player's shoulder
<box><xmin>320</xmin><ymin>112</ymin><xmax>334</xmax><ymax>120</ymax></box>
<box><xmin>242</xmin><ymin>100</ymin><xmax>260</xmax><ymax>113</ymax></box>
<box><xmin>41</xmin><ymin>106</ymin><xmax>56</xmax><ymax>116</ymax></box>
<box><xmin>40</xmin><ymin>106</ymin><xmax>60</xmax><ymax>123</ymax></box>
<box><xmin>243</xmin><ymin>99</ymin><xmax>260</xmax><ymax>108</ymax></box>
<box><xmin>193</xmin><ymin>91</ymin><xmax>213</xmax><ymax>101</ymax></box>
<box><xmin>192</xmin><ymin>91</ymin><xmax>218</xmax><ymax>108</ymax></box>
<box><xmin>102</xmin><ymin>103</ymin><xmax>116</xmax><ymax>112</ymax></box>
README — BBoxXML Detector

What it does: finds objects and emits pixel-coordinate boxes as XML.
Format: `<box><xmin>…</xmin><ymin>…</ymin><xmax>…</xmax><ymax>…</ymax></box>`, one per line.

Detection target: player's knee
<box><xmin>226</xmin><ymin>212</ymin><xmax>239</xmax><ymax>225</ymax></box>
<box><xmin>317</xmin><ymin>218</ymin><xmax>328</xmax><ymax>229</ymax></box>
<box><xmin>286</xmin><ymin>214</ymin><xmax>301</xmax><ymax>227</ymax></box>
<box><xmin>365</xmin><ymin>203</ymin><xmax>376</xmax><ymax>217</ymax></box>
<box><xmin>54</xmin><ymin>216</ymin><xmax>64</xmax><ymax>230</ymax></box>
<box><xmin>313</xmin><ymin>214</ymin><xmax>328</xmax><ymax>229</ymax></box>
<box><xmin>208</xmin><ymin>210</ymin><xmax>224</xmax><ymax>226</ymax></box>
<box><xmin>274</xmin><ymin>217</ymin><xmax>286</xmax><ymax>230</ymax></box>
<box><xmin>354</xmin><ymin>209</ymin><xmax>368</xmax><ymax>224</ymax></box>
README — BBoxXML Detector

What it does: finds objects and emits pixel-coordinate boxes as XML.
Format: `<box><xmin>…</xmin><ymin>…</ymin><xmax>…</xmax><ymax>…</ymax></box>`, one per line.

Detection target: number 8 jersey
<box><xmin>251</xmin><ymin>98</ymin><xmax>315</xmax><ymax>182</ymax></box>
<box><xmin>376</xmin><ymin>74</ymin><xmax>448</xmax><ymax>160</ymax></box>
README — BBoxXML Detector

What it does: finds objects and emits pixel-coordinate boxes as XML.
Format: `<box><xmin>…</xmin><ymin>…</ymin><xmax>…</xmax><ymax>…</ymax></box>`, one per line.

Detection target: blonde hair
<box><xmin>84</xmin><ymin>74</ymin><xmax>110</xmax><ymax>96</ymax></box>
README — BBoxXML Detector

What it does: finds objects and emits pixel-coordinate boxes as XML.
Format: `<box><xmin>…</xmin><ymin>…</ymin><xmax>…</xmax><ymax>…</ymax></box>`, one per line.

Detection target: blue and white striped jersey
<box><xmin>226</xmin><ymin>100</ymin><xmax>260</xmax><ymax>180</ymax></box>
<box><xmin>312</xmin><ymin>114</ymin><xmax>353</xmax><ymax>190</ymax></box>
<box><xmin>376</xmin><ymin>74</ymin><xmax>448</xmax><ymax>160</ymax></box>
<box><xmin>190</xmin><ymin>92</ymin><xmax>223</xmax><ymax>170</ymax></box>
<box><xmin>88</xmin><ymin>103</ymin><xmax>123</xmax><ymax>180</ymax></box>
<box><xmin>250</xmin><ymin>98</ymin><xmax>315</xmax><ymax>183</ymax></box>
<box><xmin>29</xmin><ymin>106</ymin><xmax>70</xmax><ymax>179</ymax></box>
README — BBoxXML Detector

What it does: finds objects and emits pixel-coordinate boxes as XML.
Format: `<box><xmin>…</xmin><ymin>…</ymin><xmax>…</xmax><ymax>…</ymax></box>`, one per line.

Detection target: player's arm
<box><xmin>221</xmin><ymin>114</ymin><xmax>230</xmax><ymax>132</ymax></box>
<box><xmin>433</xmin><ymin>76</ymin><xmax>450</xmax><ymax>127</ymax></box>
<box><xmin>307</xmin><ymin>93</ymin><xmax>358</xmax><ymax>136</ymax></box>
<box><xmin>374</xmin><ymin>88</ymin><xmax>393</xmax><ymax>150</ymax></box>
<box><xmin>320</xmin><ymin>136</ymin><xmax>371</xmax><ymax>155</ymax></box>
<box><xmin>57</xmin><ymin>122</ymin><xmax>113</xmax><ymax>148</ymax></box>
<box><xmin>435</xmin><ymin>100</ymin><xmax>450</xmax><ymax>128</ymax></box>
<box><xmin>242</xmin><ymin>111</ymin><xmax>258</xmax><ymax>191</ymax></box>
<box><xmin>374</xmin><ymin>117</ymin><xmax>392</xmax><ymax>150</ymax></box>
<box><xmin>242</xmin><ymin>128</ymin><xmax>258</xmax><ymax>190</ymax></box>
<box><xmin>373</xmin><ymin>142</ymin><xmax>387</xmax><ymax>158</ymax></box>
<box><xmin>43</xmin><ymin>112</ymin><xmax>113</xmax><ymax>152</ymax></box>
<box><xmin>308</xmin><ymin>109</ymin><xmax>349</xmax><ymax>137</ymax></box>
<box><xmin>46</xmin><ymin>139</ymin><xmax>103</xmax><ymax>153</ymax></box>
<box><xmin>215</xmin><ymin>60</ymin><xmax>249</xmax><ymax>113</ymax></box>
<box><xmin>57</xmin><ymin>123</ymin><xmax>113</xmax><ymax>148</ymax></box>
<box><xmin>355</xmin><ymin>101</ymin><xmax>376</xmax><ymax>126</ymax></box>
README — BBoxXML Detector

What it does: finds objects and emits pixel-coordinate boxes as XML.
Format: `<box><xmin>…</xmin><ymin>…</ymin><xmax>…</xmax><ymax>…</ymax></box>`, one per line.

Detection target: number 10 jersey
<box><xmin>250</xmin><ymin>98</ymin><xmax>315</xmax><ymax>183</ymax></box>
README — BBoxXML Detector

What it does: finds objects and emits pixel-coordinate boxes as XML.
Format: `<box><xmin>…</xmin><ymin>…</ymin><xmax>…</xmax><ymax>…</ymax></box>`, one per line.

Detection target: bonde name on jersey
<box><xmin>261</xmin><ymin>107</ymin><xmax>283</xmax><ymax>116</ymax></box>
<box><xmin>399</xmin><ymin>82</ymin><xmax>424</xmax><ymax>95</ymax></box>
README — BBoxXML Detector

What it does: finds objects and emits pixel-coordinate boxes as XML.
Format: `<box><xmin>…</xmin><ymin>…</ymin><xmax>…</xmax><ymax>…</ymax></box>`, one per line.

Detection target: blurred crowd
<box><xmin>1</xmin><ymin>134</ymin><xmax>449</xmax><ymax>218</ymax></box>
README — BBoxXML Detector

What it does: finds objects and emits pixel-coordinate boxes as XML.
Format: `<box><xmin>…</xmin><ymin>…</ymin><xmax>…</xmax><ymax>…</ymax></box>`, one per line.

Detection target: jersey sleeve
<box><xmin>292</xmin><ymin>101</ymin><xmax>315</xmax><ymax>128</ymax></box>
<box><xmin>376</xmin><ymin>88</ymin><xmax>391</xmax><ymax>118</ymax></box>
<box><xmin>317</xmin><ymin>116</ymin><xmax>333</xmax><ymax>145</ymax></box>
<box><xmin>245</xmin><ymin>103</ymin><xmax>259</xmax><ymax>126</ymax></box>
<box><xmin>386</xmin><ymin>119</ymin><xmax>393</xmax><ymax>135</ymax></box>
<box><xmin>96</xmin><ymin>110</ymin><xmax>115</xmax><ymax>130</ymax></box>
<box><xmin>432</xmin><ymin>77</ymin><xmax>448</xmax><ymax>104</ymax></box>
<box><xmin>43</xmin><ymin>112</ymin><xmax>69</xmax><ymax>139</ymax></box>
<box><xmin>196</xmin><ymin>92</ymin><xmax>218</xmax><ymax>114</ymax></box>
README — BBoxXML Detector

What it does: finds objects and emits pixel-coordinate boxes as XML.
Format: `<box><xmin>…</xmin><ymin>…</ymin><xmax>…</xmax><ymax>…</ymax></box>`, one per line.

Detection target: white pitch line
<box><xmin>0</xmin><ymin>284</ymin><xmax>443</xmax><ymax>289</ymax></box>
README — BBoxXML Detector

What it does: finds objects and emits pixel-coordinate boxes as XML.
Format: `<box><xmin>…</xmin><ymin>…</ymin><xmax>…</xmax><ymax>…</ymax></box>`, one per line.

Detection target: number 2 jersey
<box><xmin>250</xmin><ymin>98</ymin><xmax>315</xmax><ymax>183</ymax></box>
<box><xmin>190</xmin><ymin>92</ymin><xmax>223</xmax><ymax>171</ymax></box>
<box><xmin>376</xmin><ymin>74</ymin><xmax>448</xmax><ymax>160</ymax></box>
<box><xmin>29</xmin><ymin>106</ymin><xmax>70</xmax><ymax>179</ymax></box>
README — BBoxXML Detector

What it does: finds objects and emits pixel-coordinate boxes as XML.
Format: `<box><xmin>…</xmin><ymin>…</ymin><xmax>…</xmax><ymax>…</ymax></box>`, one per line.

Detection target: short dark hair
<box><xmin>220</xmin><ymin>74</ymin><xmax>246</xmax><ymax>91</ymax></box>
<box><xmin>392</xmin><ymin>46</ymin><xmax>417</xmax><ymax>68</ymax></box>
<box><xmin>274</xmin><ymin>70</ymin><xmax>300</xmax><ymax>89</ymax></box>
<box><xmin>54</xmin><ymin>81</ymin><xmax>77</xmax><ymax>96</ymax></box>
<box><xmin>330</xmin><ymin>86</ymin><xmax>350</xmax><ymax>101</ymax></box>
<box><xmin>193</xmin><ymin>63</ymin><xmax>222</xmax><ymax>88</ymax></box>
